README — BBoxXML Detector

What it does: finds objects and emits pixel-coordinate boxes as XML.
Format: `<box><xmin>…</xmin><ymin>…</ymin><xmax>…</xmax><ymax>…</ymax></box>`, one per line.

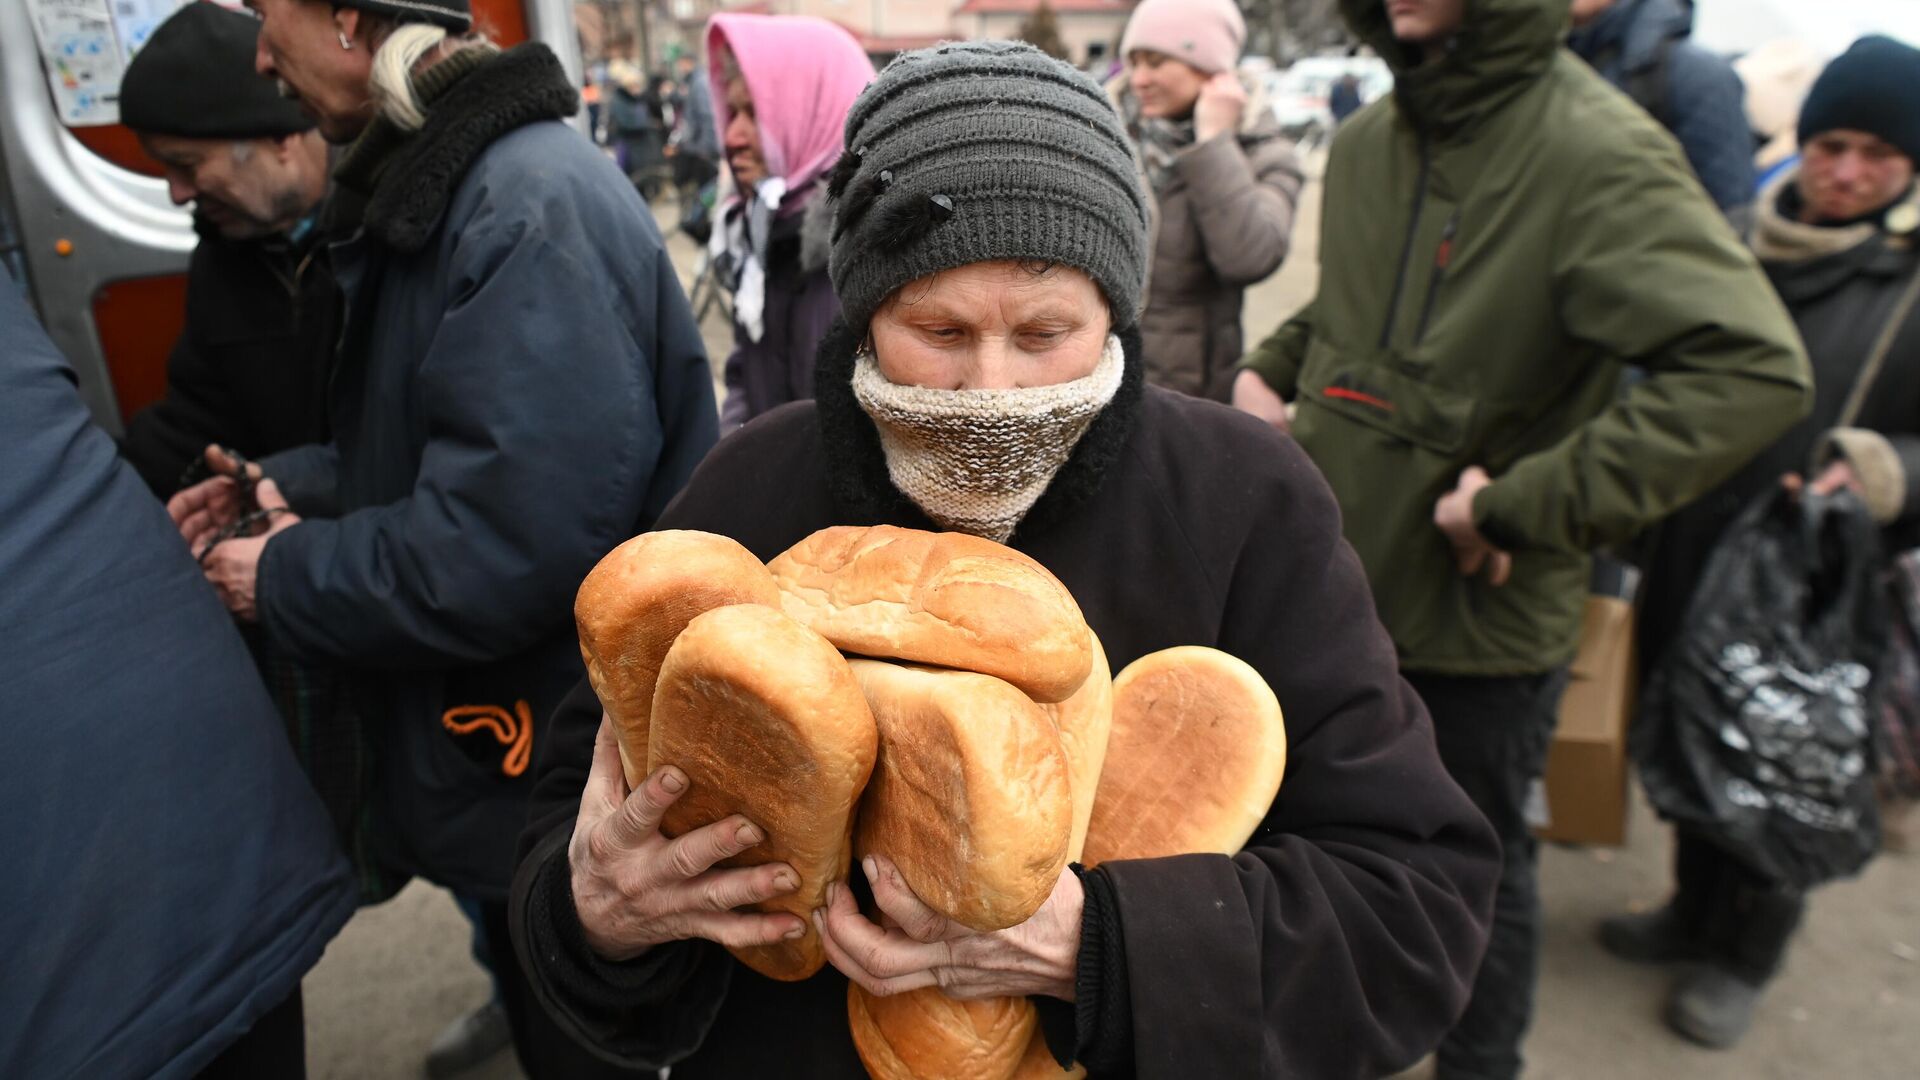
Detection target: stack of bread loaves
<box><xmin>574</xmin><ymin>524</ymin><xmax>1287</xmax><ymax>1078</ymax></box>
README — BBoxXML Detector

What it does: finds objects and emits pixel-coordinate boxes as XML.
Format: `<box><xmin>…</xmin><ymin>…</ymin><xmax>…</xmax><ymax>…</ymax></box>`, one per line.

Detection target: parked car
<box><xmin>1268</xmin><ymin>55</ymin><xmax>1392</xmax><ymax>147</ymax></box>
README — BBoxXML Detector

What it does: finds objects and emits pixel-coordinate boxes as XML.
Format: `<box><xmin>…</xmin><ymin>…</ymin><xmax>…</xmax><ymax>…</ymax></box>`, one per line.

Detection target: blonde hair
<box><xmin>369</xmin><ymin>22</ymin><xmax>500</xmax><ymax>132</ymax></box>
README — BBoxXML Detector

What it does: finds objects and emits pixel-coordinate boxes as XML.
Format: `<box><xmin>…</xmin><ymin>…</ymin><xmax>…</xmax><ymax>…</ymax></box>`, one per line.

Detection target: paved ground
<box><xmin>302</xmin><ymin>172</ymin><xmax>1920</xmax><ymax>1079</ymax></box>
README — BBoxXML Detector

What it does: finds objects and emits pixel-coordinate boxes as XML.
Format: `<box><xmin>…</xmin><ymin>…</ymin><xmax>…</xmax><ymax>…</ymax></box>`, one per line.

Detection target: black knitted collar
<box><xmin>811</xmin><ymin>318</ymin><xmax>1146</xmax><ymax>541</ymax></box>
<box><xmin>354</xmin><ymin>43</ymin><xmax>579</xmax><ymax>253</ymax></box>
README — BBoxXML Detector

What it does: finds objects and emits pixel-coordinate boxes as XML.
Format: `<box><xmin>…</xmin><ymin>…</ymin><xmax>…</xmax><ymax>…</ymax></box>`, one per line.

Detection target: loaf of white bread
<box><xmin>572</xmin><ymin>525</ymin><xmax>1286</xmax><ymax>1071</ymax></box>
<box><xmin>1081</xmin><ymin>646</ymin><xmax>1288</xmax><ymax>867</ymax></box>
<box><xmin>647</xmin><ymin>603</ymin><xmax>878</xmax><ymax>982</ymax></box>
<box><xmin>769</xmin><ymin>525</ymin><xmax>1094</xmax><ymax>703</ymax></box>
<box><xmin>850</xmin><ymin>659</ymin><xmax>1071</xmax><ymax>932</ymax></box>
<box><xmin>847</xmin><ymin>634</ymin><xmax>1113</xmax><ymax>1080</ymax></box>
<box><xmin>848</xmin><ymin>982</ymin><xmax>1036</xmax><ymax>1080</ymax></box>
<box><xmin>575</xmin><ymin>530</ymin><xmax>781</xmax><ymax>786</ymax></box>
<box><xmin>853</xmin><ymin>642</ymin><xmax>1287</xmax><ymax>1080</ymax></box>
<box><xmin>1045</xmin><ymin>634</ymin><xmax>1114</xmax><ymax>864</ymax></box>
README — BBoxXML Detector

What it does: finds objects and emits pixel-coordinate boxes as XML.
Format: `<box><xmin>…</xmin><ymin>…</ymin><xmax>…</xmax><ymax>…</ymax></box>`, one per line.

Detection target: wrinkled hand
<box><xmin>200</xmin><ymin>478</ymin><xmax>299</xmax><ymax>621</ymax></box>
<box><xmin>816</xmin><ymin>854</ymin><xmax>1082</xmax><ymax>1002</ymax></box>
<box><xmin>1231</xmin><ymin>369</ymin><xmax>1291</xmax><ymax>433</ymax></box>
<box><xmin>167</xmin><ymin>444</ymin><xmax>264</xmax><ymax>552</ymax></box>
<box><xmin>1434</xmin><ymin>466</ymin><xmax>1511</xmax><ymax>587</ymax></box>
<box><xmin>1781</xmin><ymin>462</ymin><xmax>1861</xmax><ymax>501</ymax></box>
<box><xmin>1194</xmin><ymin>72</ymin><xmax>1248</xmax><ymax>143</ymax></box>
<box><xmin>569</xmin><ymin>715</ymin><xmax>805</xmax><ymax>962</ymax></box>
<box><xmin>1812</xmin><ymin>460</ymin><xmax>1860</xmax><ymax>497</ymax></box>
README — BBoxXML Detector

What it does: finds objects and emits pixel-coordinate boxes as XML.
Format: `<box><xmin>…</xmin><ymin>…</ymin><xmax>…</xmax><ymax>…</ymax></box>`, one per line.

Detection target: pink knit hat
<box><xmin>1120</xmin><ymin>0</ymin><xmax>1247</xmax><ymax>75</ymax></box>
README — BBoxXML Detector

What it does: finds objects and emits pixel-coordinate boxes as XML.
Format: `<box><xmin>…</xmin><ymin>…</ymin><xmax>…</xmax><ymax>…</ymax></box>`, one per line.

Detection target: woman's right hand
<box><xmin>569</xmin><ymin>714</ymin><xmax>805</xmax><ymax>962</ymax></box>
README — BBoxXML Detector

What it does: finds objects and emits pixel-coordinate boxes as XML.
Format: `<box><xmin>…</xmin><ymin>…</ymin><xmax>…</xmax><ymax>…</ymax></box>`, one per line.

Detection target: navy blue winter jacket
<box><xmin>0</xmin><ymin>280</ymin><xmax>355</xmax><ymax>1078</ymax></box>
<box><xmin>1569</xmin><ymin>0</ymin><xmax>1756</xmax><ymax>214</ymax></box>
<box><xmin>256</xmin><ymin>47</ymin><xmax>719</xmax><ymax>902</ymax></box>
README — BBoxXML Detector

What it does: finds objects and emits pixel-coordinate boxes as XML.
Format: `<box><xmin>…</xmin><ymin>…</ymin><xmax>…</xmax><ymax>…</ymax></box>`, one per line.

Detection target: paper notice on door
<box><xmin>111</xmin><ymin>0</ymin><xmax>194</xmax><ymax>64</ymax></box>
<box><xmin>27</xmin><ymin>0</ymin><xmax>126</xmax><ymax>126</ymax></box>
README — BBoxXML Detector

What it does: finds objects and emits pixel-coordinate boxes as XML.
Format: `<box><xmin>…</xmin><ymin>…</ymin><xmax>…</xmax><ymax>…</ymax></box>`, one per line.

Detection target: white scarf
<box><xmin>709</xmin><ymin>176</ymin><xmax>787</xmax><ymax>342</ymax></box>
<box><xmin>851</xmin><ymin>335</ymin><xmax>1125</xmax><ymax>542</ymax></box>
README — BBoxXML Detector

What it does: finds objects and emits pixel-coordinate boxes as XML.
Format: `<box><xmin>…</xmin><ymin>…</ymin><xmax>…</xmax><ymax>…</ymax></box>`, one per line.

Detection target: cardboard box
<box><xmin>1534</xmin><ymin>595</ymin><xmax>1637</xmax><ymax>846</ymax></box>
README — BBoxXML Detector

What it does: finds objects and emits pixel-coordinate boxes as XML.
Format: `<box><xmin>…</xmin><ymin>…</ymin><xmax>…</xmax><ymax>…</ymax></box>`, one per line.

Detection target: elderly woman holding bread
<box><xmin>507</xmin><ymin>42</ymin><xmax>1499</xmax><ymax>1080</ymax></box>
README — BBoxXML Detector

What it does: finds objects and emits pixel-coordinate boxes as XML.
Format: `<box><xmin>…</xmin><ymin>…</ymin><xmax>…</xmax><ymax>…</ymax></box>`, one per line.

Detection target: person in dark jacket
<box><xmin>508</xmin><ymin>42</ymin><xmax>1499</xmax><ymax>1080</ymax></box>
<box><xmin>119</xmin><ymin>11</ymin><xmax>364</xmax><ymax>983</ymax></box>
<box><xmin>668</xmin><ymin>52</ymin><xmax>720</xmax><ymax>201</ymax></box>
<box><xmin>607</xmin><ymin>61</ymin><xmax>665</xmax><ymax>194</ymax></box>
<box><xmin>116</xmin><ymin>1</ymin><xmax>336</xmax><ymax>497</ymax></box>
<box><xmin>0</xmin><ymin>279</ymin><xmax>355</xmax><ymax>1079</ymax></box>
<box><xmin>1111</xmin><ymin>0</ymin><xmax>1303</xmax><ymax>398</ymax></box>
<box><xmin>1233</xmin><ymin>2</ymin><xmax>1811</xmax><ymax>1077</ymax></box>
<box><xmin>1604</xmin><ymin>35</ymin><xmax>1920</xmax><ymax>1051</ymax></box>
<box><xmin>1330</xmin><ymin>72</ymin><xmax>1365</xmax><ymax>126</ymax></box>
<box><xmin>706</xmin><ymin>13</ymin><xmax>872</xmax><ymax>432</ymax></box>
<box><xmin>174</xmin><ymin>1</ymin><xmax>717</xmax><ymax>1075</ymax></box>
<box><xmin>1568</xmin><ymin>0</ymin><xmax>1755</xmax><ymax>216</ymax></box>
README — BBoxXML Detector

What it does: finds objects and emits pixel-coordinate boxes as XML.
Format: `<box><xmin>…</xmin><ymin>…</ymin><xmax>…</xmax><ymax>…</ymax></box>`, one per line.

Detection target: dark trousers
<box><xmin>194</xmin><ymin>986</ymin><xmax>305</xmax><ymax>1080</ymax></box>
<box><xmin>479</xmin><ymin>901</ymin><xmax>655</xmax><ymax>1079</ymax></box>
<box><xmin>1409</xmin><ymin>669</ymin><xmax>1569</xmax><ymax>1080</ymax></box>
<box><xmin>1672</xmin><ymin>829</ymin><xmax>1807</xmax><ymax>983</ymax></box>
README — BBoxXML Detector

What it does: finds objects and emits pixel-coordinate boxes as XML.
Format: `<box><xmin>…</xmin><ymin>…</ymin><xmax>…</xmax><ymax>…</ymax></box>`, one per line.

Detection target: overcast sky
<box><xmin>1692</xmin><ymin>0</ymin><xmax>1920</xmax><ymax>56</ymax></box>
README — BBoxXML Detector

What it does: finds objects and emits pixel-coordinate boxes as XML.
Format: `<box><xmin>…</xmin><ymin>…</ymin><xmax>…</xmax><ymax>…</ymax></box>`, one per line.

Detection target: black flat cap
<box><xmin>120</xmin><ymin>2</ymin><xmax>314</xmax><ymax>139</ymax></box>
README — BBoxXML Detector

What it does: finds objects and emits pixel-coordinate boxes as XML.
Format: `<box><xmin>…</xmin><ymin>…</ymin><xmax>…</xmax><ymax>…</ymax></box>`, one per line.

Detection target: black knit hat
<box><xmin>827</xmin><ymin>41</ymin><xmax>1150</xmax><ymax>332</ymax></box>
<box><xmin>336</xmin><ymin>0</ymin><xmax>472</xmax><ymax>32</ymax></box>
<box><xmin>1798</xmin><ymin>35</ymin><xmax>1920</xmax><ymax>164</ymax></box>
<box><xmin>120</xmin><ymin>2</ymin><xmax>314</xmax><ymax>139</ymax></box>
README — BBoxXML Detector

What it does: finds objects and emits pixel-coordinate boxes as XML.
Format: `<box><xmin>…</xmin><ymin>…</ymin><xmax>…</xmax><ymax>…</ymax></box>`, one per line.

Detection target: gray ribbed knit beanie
<box><xmin>826</xmin><ymin>40</ymin><xmax>1149</xmax><ymax>332</ymax></box>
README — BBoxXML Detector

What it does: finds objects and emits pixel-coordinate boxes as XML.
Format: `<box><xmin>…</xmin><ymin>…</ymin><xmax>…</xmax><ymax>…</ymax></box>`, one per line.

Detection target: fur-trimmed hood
<box><xmin>1750</xmin><ymin>166</ymin><xmax>1920</xmax><ymax>266</ymax></box>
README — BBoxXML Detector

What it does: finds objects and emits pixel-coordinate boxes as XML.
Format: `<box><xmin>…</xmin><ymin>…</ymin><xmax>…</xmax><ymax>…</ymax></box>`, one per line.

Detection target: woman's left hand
<box><xmin>816</xmin><ymin>854</ymin><xmax>1083</xmax><ymax>1001</ymax></box>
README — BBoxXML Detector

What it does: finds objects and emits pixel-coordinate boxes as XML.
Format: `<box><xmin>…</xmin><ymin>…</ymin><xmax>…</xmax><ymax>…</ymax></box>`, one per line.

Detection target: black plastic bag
<box><xmin>1634</xmin><ymin>487</ymin><xmax>1884</xmax><ymax>888</ymax></box>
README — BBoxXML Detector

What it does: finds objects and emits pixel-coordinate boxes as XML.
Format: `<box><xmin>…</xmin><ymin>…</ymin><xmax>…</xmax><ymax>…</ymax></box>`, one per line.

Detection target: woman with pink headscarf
<box><xmin>706</xmin><ymin>14</ymin><xmax>873</xmax><ymax>432</ymax></box>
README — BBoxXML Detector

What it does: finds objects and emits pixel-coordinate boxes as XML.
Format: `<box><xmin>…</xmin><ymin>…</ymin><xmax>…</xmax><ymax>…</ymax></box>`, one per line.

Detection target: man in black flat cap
<box><xmin>118</xmin><ymin>0</ymin><xmax>337</xmax><ymax>497</ymax></box>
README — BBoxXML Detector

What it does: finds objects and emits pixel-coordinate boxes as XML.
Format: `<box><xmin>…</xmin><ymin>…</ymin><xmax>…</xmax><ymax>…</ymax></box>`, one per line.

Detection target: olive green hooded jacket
<box><xmin>1241</xmin><ymin>0</ymin><xmax>1810</xmax><ymax>675</ymax></box>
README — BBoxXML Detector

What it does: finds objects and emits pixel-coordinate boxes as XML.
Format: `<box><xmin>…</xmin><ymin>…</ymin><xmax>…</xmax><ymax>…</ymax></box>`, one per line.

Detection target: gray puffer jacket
<box><xmin>1113</xmin><ymin>78</ymin><xmax>1304</xmax><ymax>398</ymax></box>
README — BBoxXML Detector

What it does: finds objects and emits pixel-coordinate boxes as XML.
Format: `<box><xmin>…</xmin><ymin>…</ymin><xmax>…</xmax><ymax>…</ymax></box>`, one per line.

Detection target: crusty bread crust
<box><xmin>848</xmin><ymin>983</ymin><xmax>1035</xmax><ymax>1080</ymax></box>
<box><xmin>844</xmin><ymin>641</ymin><xmax>1106</xmax><ymax>1080</ymax></box>
<box><xmin>1082</xmin><ymin>646</ymin><xmax>1288</xmax><ymax>866</ymax></box>
<box><xmin>1043</xmin><ymin>632</ymin><xmax>1113</xmax><ymax>863</ymax></box>
<box><xmin>575</xmin><ymin>530</ymin><xmax>781</xmax><ymax>786</ymax></box>
<box><xmin>849</xmin><ymin>659</ymin><xmax>1071</xmax><ymax>932</ymax></box>
<box><xmin>770</xmin><ymin>526</ymin><xmax>1093</xmax><ymax>703</ymax></box>
<box><xmin>649</xmin><ymin>604</ymin><xmax>878</xmax><ymax>981</ymax></box>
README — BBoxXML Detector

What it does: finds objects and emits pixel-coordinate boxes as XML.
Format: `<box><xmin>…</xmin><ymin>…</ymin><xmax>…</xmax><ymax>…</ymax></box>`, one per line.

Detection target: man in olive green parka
<box><xmin>1234</xmin><ymin>1</ymin><xmax>1811</xmax><ymax>1077</ymax></box>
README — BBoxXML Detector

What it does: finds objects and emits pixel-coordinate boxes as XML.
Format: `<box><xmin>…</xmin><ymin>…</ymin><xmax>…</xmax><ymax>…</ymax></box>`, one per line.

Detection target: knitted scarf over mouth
<box><xmin>851</xmin><ymin>336</ymin><xmax>1125</xmax><ymax>542</ymax></box>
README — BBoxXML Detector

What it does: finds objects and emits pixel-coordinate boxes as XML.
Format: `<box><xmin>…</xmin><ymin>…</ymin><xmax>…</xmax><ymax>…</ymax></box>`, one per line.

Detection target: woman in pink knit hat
<box><xmin>1113</xmin><ymin>0</ymin><xmax>1304</xmax><ymax>400</ymax></box>
<box><xmin>706</xmin><ymin>13</ymin><xmax>874</xmax><ymax>432</ymax></box>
